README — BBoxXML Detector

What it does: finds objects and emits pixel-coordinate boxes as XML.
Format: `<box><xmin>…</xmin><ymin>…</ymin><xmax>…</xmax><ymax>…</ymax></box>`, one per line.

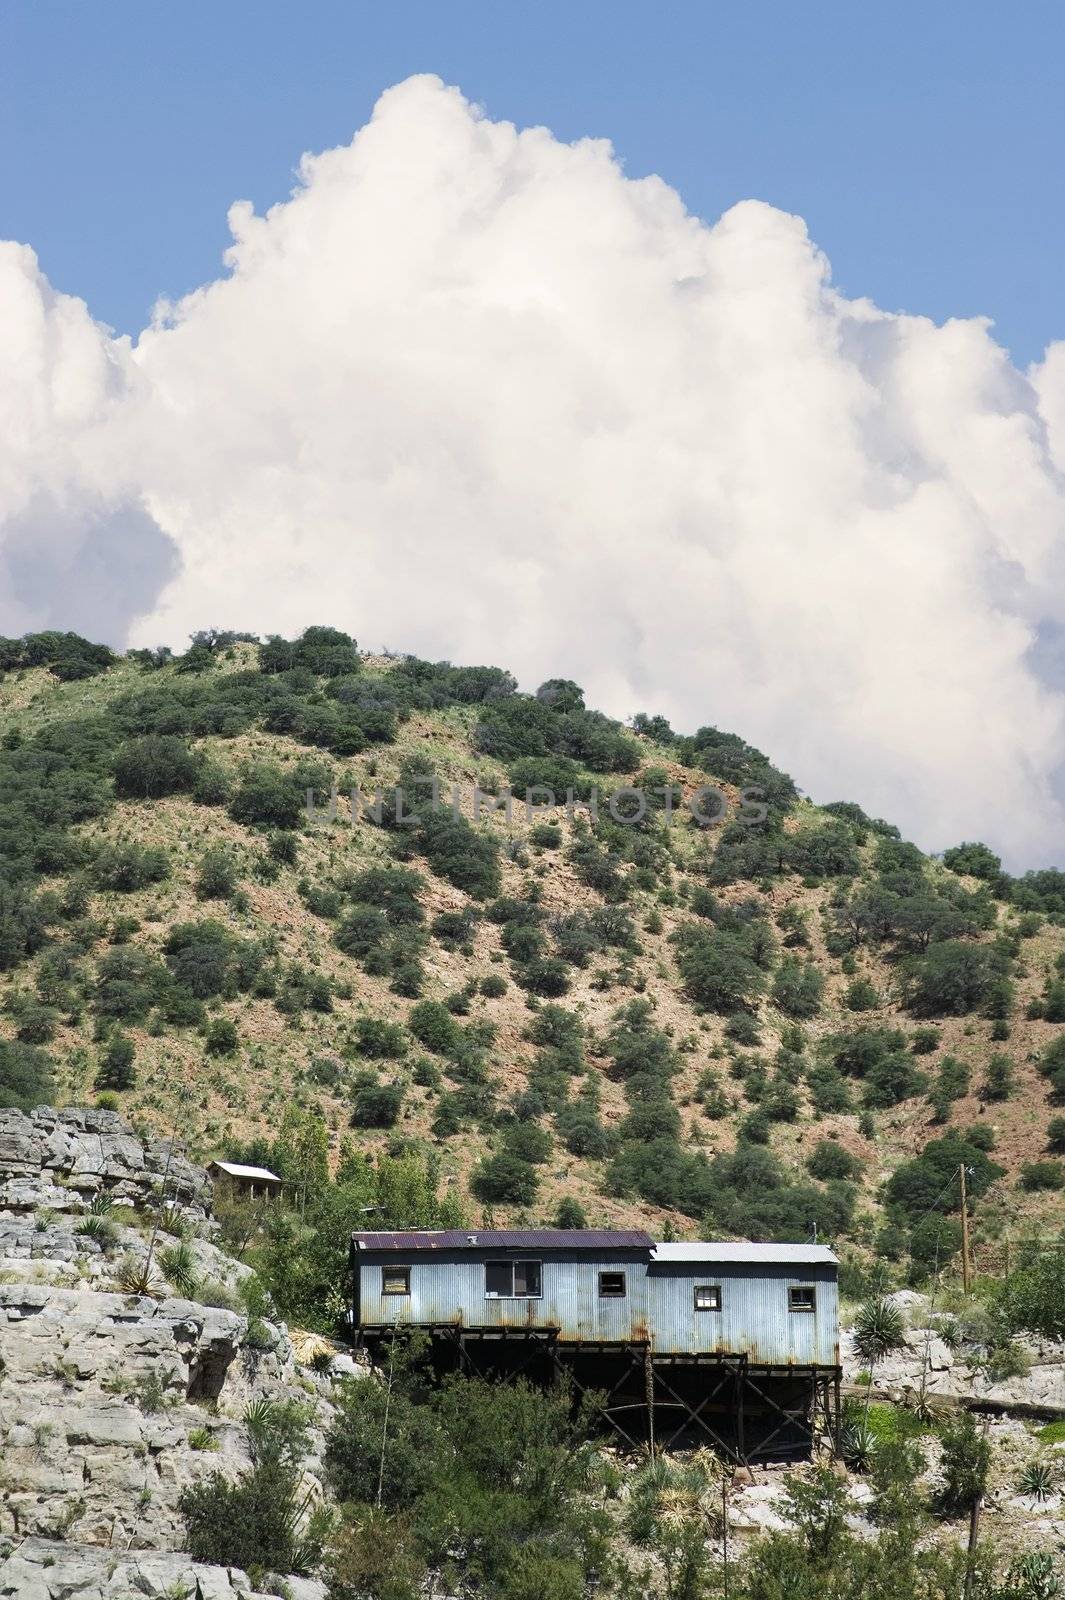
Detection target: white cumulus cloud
<box><xmin>2</xmin><ymin>74</ymin><xmax>1065</xmax><ymax>868</ymax></box>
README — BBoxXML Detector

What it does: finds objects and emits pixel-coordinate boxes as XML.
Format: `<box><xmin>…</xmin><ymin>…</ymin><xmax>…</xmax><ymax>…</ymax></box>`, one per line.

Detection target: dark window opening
<box><xmin>599</xmin><ymin>1270</ymin><xmax>626</xmax><ymax>1298</ymax></box>
<box><xmin>694</xmin><ymin>1284</ymin><xmax>722</xmax><ymax>1312</ymax></box>
<box><xmin>485</xmin><ymin>1260</ymin><xmax>542</xmax><ymax>1299</ymax></box>
<box><xmin>382</xmin><ymin>1267</ymin><xmax>410</xmax><ymax>1296</ymax></box>
<box><xmin>789</xmin><ymin>1285</ymin><xmax>816</xmax><ymax>1313</ymax></box>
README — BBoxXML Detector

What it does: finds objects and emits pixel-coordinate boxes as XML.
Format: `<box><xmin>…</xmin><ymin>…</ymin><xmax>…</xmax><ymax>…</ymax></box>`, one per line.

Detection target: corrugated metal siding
<box><xmin>354</xmin><ymin>1247</ymin><xmax>839</xmax><ymax>1366</ymax></box>
<box><xmin>645</xmin><ymin>1262</ymin><xmax>839</xmax><ymax>1364</ymax></box>
<box><xmin>358</xmin><ymin>1251</ymin><xmax>651</xmax><ymax>1342</ymax></box>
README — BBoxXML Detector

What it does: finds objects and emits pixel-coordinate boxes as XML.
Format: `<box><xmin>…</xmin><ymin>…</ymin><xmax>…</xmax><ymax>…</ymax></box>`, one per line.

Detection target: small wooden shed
<box><xmin>208</xmin><ymin>1160</ymin><xmax>283</xmax><ymax>1202</ymax></box>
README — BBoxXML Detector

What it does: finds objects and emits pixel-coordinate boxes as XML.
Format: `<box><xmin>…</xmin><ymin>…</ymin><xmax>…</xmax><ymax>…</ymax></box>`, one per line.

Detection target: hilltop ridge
<box><xmin>1</xmin><ymin>625</ymin><xmax>1064</xmax><ymax>1309</ymax></box>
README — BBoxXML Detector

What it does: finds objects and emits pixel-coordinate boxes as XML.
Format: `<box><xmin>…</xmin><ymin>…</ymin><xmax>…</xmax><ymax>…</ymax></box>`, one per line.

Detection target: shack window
<box><xmin>485</xmin><ymin>1260</ymin><xmax>542</xmax><ymax>1299</ymax></box>
<box><xmin>789</xmin><ymin>1285</ymin><xmax>816</xmax><ymax>1313</ymax></box>
<box><xmin>382</xmin><ymin>1267</ymin><xmax>410</xmax><ymax>1296</ymax></box>
<box><xmin>694</xmin><ymin>1284</ymin><xmax>722</xmax><ymax>1312</ymax></box>
<box><xmin>598</xmin><ymin>1271</ymin><xmax>626</xmax><ymax>1298</ymax></box>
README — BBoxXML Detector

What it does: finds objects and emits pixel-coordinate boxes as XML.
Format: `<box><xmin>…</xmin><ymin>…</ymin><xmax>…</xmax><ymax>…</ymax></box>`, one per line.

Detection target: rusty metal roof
<box><xmin>351</xmin><ymin>1228</ymin><xmax>654</xmax><ymax>1252</ymax></box>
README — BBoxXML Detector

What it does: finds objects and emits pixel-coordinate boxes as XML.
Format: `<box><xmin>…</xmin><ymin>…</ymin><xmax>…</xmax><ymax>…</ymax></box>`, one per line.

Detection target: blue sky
<box><xmin>3</xmin><ymin>0</ymin><xmax>1063</xmax><ymax>364</ymax></box>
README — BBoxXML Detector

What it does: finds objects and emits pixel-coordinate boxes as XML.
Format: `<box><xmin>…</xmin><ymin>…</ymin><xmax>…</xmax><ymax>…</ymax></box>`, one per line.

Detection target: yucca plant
<box><xmin>840</xmin><ymin>1401</ymin><xmax>878</xmax><ymax>1472</ymax></box>
<box><xmin>187</xmin><ymin>1425</ymin><xmax>219</xmax><ymax>1452</ymax></box>
<box><xmin>159</xmin><ymin>1243</ymin><xmax>198</xmax><ymax>1297</ymax></box>
<box><xmin>854</xmin><ymin>1297</ymin><xmax>906</xmax><ymax>1415</ymax></box>
<box><xmin>76</xmin><ymin>1214</ymin><xmax>119</xmax><ymax>1249</ymax></box>
<box><xmin>87</xmin><ymin>1192</ymin><xmax>115</xmax><ymax>1216</ymax></box>
<box><xmin>1017</xmin><ymin>1457</ymin><xmax>1059</xmax><ymax>1502</ymax></box>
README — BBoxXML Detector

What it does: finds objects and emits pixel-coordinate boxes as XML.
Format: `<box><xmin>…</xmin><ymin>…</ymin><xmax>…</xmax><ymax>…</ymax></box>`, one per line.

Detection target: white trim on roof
<box><xmin>652</xmin><ymin>1243</ymin><xmax>838</xmax><ymax>1266</ymax></box>
<box><xmin>210</xmin><ymin>1161</ymin><xmax>283</xmax><ymax>1183</ymax></box>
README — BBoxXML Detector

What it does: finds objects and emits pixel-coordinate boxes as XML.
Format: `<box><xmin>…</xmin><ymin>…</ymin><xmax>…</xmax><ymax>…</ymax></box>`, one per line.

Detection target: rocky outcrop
<box><xmin>842</xmin><ymin>1293</ymin><xmax>1065</xmax><ymax>1417</ymax></box>
<box><xmin>0</xmin><ymin>1109</ymin><xmax>344</xmax><ymax>1590</ymax></box>
<box><xmin>0</xmin><ymin>1107</ymin><xmax>211</xmax><ymax>1215</ymax></box>
<box><xmin>0</xmin><ymin>1539</ymin><xmax>327</xmax><ymax>1599</ymax></box>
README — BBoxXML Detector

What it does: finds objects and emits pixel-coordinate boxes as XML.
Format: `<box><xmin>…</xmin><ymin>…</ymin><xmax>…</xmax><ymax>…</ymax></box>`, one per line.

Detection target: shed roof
<box><xmin>352</xmin><ymin>1229</ymin><xmax>654</xmax><ymax>1252</ymax></box>
<box><xmin>209</xmin><ymin>1161</ymin><xmax>283</xmax><ymax>1183</ymax></box>
<box><xmin>651</xmin><ymin>1243</ymin><xmax>838</xmax><ymax>1266</ymax></box>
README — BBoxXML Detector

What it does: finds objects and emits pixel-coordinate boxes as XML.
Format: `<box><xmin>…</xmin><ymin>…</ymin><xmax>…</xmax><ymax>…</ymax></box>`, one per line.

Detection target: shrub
<box><xmin>516</xmin><ymin>957</ymin><xmax>571</xmax><ymax>997</ymax></box>
<box><xmin>346</xmin><ymin>866</ymin><xmax>424</xmax><ymax>924</ymax></box>
<box><xmin>95</xmin><ymin>946</ymin><xmax>165</xmax><ymax>1019</ymax></box>
<box><xmin>806</xmin><ymin>1140</ymin><xmax>862</xmax><ymax>1182</ymax></box>
<box><xmin>725</xmin><ymin>1013</ymin><xmax>761</xmax><ymax>1046</ymax></box>
<box><xmin>196</xmin><ymin>846</ymin><xmax>238</xmax><ymax>900</ymax></box>
<box><xmin>407</xmin><ymin>1001</ymin><xmax>461</xmax><ymax>1056</ymax></box>
<box><xmin>1046</xmin><ymin>1116</ymin><xmax>1065</xmax><ymax>1154</ymax></box>
<box><xmin>671</xmin><ymin>924</ymin><xmax>766</xmax><ymax>1014</ymax></box>
<box><xmin>268</xmin><ymin>830</ymin><xmax>299</xmax><ymax>865</ymax></box>
<box><xmin>431</xmin><ymin>908</ymin><xmax>477</xmax><ymax>947</ymax></box>
<box><xmin>0</xmin><ymin>1039</ymin><xmax>56</xmax><ymax>1110</ymax></box>
<box><xmin>351</xmin><ymin>1076</ymin><xmax>404</xmax><ymax>1129</ymax></box>
<box><xmin>937</xmin><ymin>1412</ymin><xmax>990</xmax><ymax>1513</ymax></box>
<box><xmin>113</xmin><ymin>735</ymin><xmax>199</xmax><ymax>799</ymax></box>
<box><xmin>910</xmin><ymin>1026</ymin><xmax>941</xmax><ymax>1055</ymax></box>
<box><xmin>205</xmin><ymin>1018</ymin><xmax>239</xmax><ymax>1056</ymax></box>
<box><xmin>773</xmin><ymin>957</ymin><xmax>825</xmax><ymax>1018</ymax></box>
<box><xmin>982</xmin><ymin>1053</ymin><xmax>1014</xmax><ymax>1102</ymax></box>
<box><xmin>228</xmin><ymin>763</ymin><xmax>305</xmax><ymax>830</ymax></box>
<box><xmin>470</xmin><ymin>1151</ymin><xmax>539</xmax><ymax>1205</ymax></box>
<box><xmin>903</xmin><ymin>941</ymin><xmax>1001</xmax><ymax>1017</ymax></box>
<box><xmin>412</xmin><ymin>810</ymin><xmax>501</xmax><ymax>899</ymax></box>
<box><xmin>556</xmin><ymin>1103</ymin><xmax>612</xmax><ymax>1159</ymax></box>
<box><xmin>180</xmin><ymin>1400</ymin><xmax>323</xmax><ymax>1578</ymax></box>
<box><xmin>353</xmin><ymin>1017</ymin><xmax>407</xmax><ymax>1059</ymax></box>
<box><xmin>335</xmin><ymin>905</ymin><xmax>390</xmax><ymax>959</ymax></box>
<box><xmin>886</xmin><ymin>1130</ymin><xmax>1003</xmax><ymax>1223</ymax></box>
<box><xmin>164</xmin><ymin>921</ymin><xmax>236</xmax><ymax>998</ymax></box>
<box><xmin>193</xmin><ymin>762</ymin><xmax>232</xmax><ymax>805</ymax></box>
<box><xmin>503</xmin><ymin>1121</ymin><xmax>553</xmax><ymax>1164</ymax></box>
<box><xmin>844</xmin><ymin>978</ymin><xmax>879</xmax><ymax>1012</ymax></box>
<box><xmin>1018</xmin><ymin>1160</ymin><xmax>1064</xmax><ymax>1192</ymax></box>
<box><xmin>480</xmin><ymin>973</ymin><xmax>507</xmax><ymax>998</ymax></box>
<box><xmin>863</xmin><ymin>1052</ymin><xmax>926</xmax><ymax>1109</ymax></box>
<box><xmin>95</xmin><ymin>1033</ymin><xmax>136</xmax><ymax>1091</ymax></box>
<box><xmin>553</xmin><ymin>1197</ymin><xmax>587</xmax><ymax>1229</ymax></box>
<box><xmin>996</xmin><ymin>1250</ymin><xmax>1065</xmax><ymax>1340</ymax></box>
<box><xmin>92</xmin><ymin>843</ymin><xmax>170</xmax><ymax>892</ymax></box>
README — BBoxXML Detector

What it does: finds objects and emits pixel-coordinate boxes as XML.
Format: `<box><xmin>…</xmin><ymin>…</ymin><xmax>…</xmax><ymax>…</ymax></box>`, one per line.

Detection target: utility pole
<box><xmin>960</xmin><ymin>1163</ymin><xmax>972</xmax><ymax>1295</ymax></box>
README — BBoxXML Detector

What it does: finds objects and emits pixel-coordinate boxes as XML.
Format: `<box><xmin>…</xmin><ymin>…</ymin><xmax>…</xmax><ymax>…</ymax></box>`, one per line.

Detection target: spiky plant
<box><xmin>87</xmin><ymin>1192</ymin><xmax>115</xmax><ymax>1216</ymax></box>
<box><xmin>187</xmin><ymin>1425</ymin><xmax>219</xmax><ymax>1452</ymax></box>
<box><xmin>76</xmin><ymin>1214</ymin><xmax>119</xmax><ymax>1249</ymax></box>
<box><xmin>159</xmin><ymin>1242</ymin><xmax>197</xmax><ymax>1297</ymax></box>
<box><xmin>853</xmin><ymin>1298</ymin><xmax>906</xmax><ymax>1368</ymax></box>
<box><xmin>115</xmin><ymin>1253</ymin><xmax>164</xmax><ymax>1297</ymax></box>
<box><xmin>1017</xmin><ymin>1457</ymin><xmax>1059</xmax><ymax>1502</ymax></box>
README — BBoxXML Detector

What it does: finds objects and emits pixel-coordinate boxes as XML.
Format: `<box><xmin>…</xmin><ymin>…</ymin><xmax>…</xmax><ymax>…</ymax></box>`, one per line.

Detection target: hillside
<box><xmin>1</xmin><ymin>625</ymin><xmax>1064</xmax><ymax>1314</ymax></box>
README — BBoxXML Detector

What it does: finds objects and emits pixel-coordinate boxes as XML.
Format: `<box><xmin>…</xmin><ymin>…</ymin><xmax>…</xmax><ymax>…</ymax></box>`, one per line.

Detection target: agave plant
<box><xmin>1017</xmin><ymin>1457</ymin><xmax>1059</xmax><ymax>1502</ymax></box>
<box><xmin>87</xmin><ymin>1192</ymin><xmax>115</xmax><ymax>1216</ymax></box>
<box><xmin>115</xmin><ymin>1252</ymin><xmax>164</xmax><ymax>1297</ymax></box>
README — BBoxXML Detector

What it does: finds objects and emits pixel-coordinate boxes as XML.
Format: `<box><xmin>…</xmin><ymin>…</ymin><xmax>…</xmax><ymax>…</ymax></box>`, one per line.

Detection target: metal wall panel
<box><xmin>354</xmin><ymin>1247</ymin><xmax>839</xmax><ymax>1367</ymax></box>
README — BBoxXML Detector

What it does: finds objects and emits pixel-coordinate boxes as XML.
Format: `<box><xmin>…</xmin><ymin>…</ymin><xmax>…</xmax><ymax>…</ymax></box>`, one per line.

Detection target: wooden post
<box><xmin>721</xmin><ymin>1473</ymin><xmax>730</xmax><ymax>1600</ymax></box>
<box><xmin>962</xmin><ymin>1418</ymin><xmax>991</xmax><ymax>1600</ymax></box>
<box><xmin>960</xmin><ymin>1163</ymin><xmax>972</xmax><ymax>1294</ymax></box>
<box><xmin>644</xmin><ymin>1345</ymin><xmax>656</xmax><ymax>1460</ymax></box>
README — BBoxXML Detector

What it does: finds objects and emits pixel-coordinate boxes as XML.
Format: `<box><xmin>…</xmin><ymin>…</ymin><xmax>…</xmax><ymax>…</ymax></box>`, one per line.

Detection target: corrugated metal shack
<box><xmin>349</xmin><ymin>1229</ymin><xmax>841</xmax><ymax>1461</ymax></box>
